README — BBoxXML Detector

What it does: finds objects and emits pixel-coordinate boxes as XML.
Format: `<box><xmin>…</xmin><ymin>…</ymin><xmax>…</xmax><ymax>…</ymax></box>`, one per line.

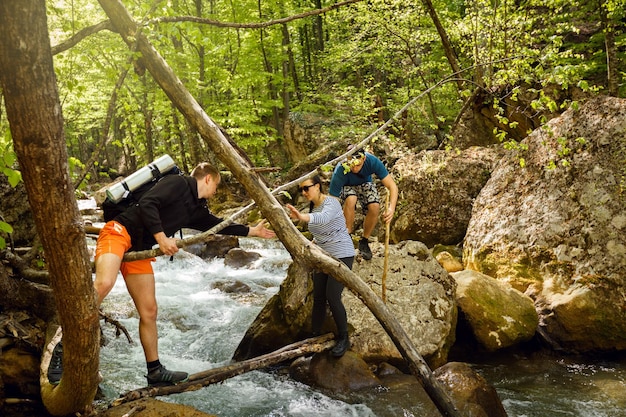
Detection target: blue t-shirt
<box><xmin>328</xmin><ymin>153</ymin><xmax>389</xmax><ymax>197</ymax></box>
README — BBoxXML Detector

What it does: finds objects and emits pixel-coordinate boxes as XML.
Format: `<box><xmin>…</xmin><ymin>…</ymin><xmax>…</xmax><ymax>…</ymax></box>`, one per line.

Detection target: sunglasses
<box><xmin>347</xmin><ymin>152</ymin><xmax>365</xmax><ymax>165</ymax></box>
<box><xmin>298</xmin><ymin>184</ymin><xmax>316</xmax><ymax>193</ymax></box>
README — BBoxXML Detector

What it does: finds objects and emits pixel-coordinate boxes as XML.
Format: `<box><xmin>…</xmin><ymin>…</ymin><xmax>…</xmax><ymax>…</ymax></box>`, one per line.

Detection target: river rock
<box><xmin>463</xmin><ymin>95</ymin><xmax>626</xmax><ymax>352</ymax></box>
<box><xmin>451</xmin><ymin>270</ymin><xmax>538</xmax><ymax>351</ymax></box>
<box><xmin>233</xmin><ymin>240</ymin><xmax>457</xmax><ymax>371</ymax></box>
<box><xmin>184</xmin><ymin>234</ymin><xmax>240</xmax><ymax>259</ymax></box>
<box><xmin>211</xmin><ymin>279</ymin><xmax>251</xmax><ymax>294</ymax></box>
<box><xmin>99</xmin><ymin>397</ymin><xmax>216</xmax><ymax>417</ymax></box>
<box><xmin>0</xmin><ymin>345</ymin><xmax>40</xmax><ymax>399</ymax></box>
<box><xmin>224</xmin><ymin>247</ymin><xmax>261</xmax><ymax>268</ymax></box>
<box><xmin>390</xmin><ymin>146</ymin><xmax>504</xmax><ymax>246</ymax></box>
<box><xmin>436</xmin><ymin>251</ymin><xmax>464</xmax><ymax>273</ymax></box>
<box><xmin>345</xmin><ymin>240</ymin><xmax>457</xmax><ymax>368</ymax></box>
<box><xmin>289</xmin><ymin>351</ymin><xmax>381</xmax><ymax>392</ymax></box>
<box><xmin>433</xmin><ymin>362</ymin><xmax>508</xmax><ymax>417</ymax></box>
<box><xmin>232</xmin><ymin>260</ymin><xmax>311</xmax><ymax>361</ymax></box>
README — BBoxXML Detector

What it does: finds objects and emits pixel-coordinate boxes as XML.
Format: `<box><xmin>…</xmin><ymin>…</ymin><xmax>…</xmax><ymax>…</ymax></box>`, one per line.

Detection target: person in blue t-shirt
<box><xmin>329</xmin><ymin>148</ymin><xmax>398</xmax><ymax>260</ymax></box>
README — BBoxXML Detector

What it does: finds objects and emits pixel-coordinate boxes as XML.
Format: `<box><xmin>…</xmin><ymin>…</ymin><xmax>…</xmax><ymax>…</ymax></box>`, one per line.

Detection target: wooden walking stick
<box><xmin>382</xmin><ymin>190</ymin><xmax>390</xmax><ymax>303</ymax></box>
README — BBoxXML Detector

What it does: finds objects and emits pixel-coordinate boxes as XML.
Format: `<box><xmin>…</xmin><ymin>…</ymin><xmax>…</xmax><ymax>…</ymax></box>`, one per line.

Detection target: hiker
<box><xmin>48</xmin><ymin>162</ymin><xmax>275</xmax><ymax>387</ymax></box>
<box><xmin>286</xmin><ymin>175</ymin><xmax>354</xmax><ymax>357</ymax></box>
<box><xmin>328</xmin><ymin>147</ymin><xmax>398</xmax><ymax>260</ymax></box>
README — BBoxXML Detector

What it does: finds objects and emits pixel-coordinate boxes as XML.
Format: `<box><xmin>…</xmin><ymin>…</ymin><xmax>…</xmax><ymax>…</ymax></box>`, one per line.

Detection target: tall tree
<box><xmin>0</xmin><ymin>0</ymin><xmax>100</xmax><ymax>415</ymax></box>
<box><xmin>96</xmin><ymin>1</ymin><xmax>463</xmax><ymax>416</ymax></box>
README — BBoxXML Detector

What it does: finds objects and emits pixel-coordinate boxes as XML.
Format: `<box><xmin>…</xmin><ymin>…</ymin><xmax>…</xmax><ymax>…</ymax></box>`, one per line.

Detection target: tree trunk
<box><xmin>600</xmin><ymin>1</ymin><xmax>619</xmax><ymax>96</ymax></box>
<box><xmin>74</xmin><ymin>65</ymin><xmax>130</xmax><ymax>189</ymax></box>
<box><xmin>97</xmin><ymin>1</ymin><xmax>463</xmax><ymax>416</ymax></box>
<box><xmin>421</xmin><ymin>0</ymin><xmax>463</xmax><ymax>91</ymax></box>
<box><xmin>0</xmin><ymin>1</ymin><xmax>100</xmax><ymax>415</ymax></box>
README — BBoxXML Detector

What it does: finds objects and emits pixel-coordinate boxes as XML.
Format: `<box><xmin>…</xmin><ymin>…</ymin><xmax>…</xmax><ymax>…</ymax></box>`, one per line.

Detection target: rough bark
<box><xmin>0</xmin><ymin>1</ymin><xmax>100</xmax><ymax>415</ymax></box>
<box><xmin>96</xmin><ymin>1</ymin><xmax>463</xmax><ymax>416</ymax></box>
<box><xmin>111</xmin><ymin>334</ymin><xmax>336</xmax><ymax>406</ymax></box>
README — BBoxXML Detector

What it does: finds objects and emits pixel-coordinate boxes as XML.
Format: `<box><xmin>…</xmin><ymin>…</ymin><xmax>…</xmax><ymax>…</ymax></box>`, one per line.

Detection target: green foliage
<box><xmin>18</xmin><ymin>0</ymin><xmax>619</xmax><ymax>178</ymax></box>
<box><xmin>0</xmin><ymin>220</ymin><xmax>13</xmax><ymax>250</ymax></box>
<box><xmin>0</xmin><ymin>131</ymin><xmax>21</xmax><ymax>187</ymax></box>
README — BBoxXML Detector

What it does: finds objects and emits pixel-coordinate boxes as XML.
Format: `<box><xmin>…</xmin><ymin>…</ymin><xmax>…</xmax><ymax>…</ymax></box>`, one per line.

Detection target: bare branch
<box><xmin>51</xmin><ymin>20</ymin><xmax>115</xmax><ymax>55</ymax></box>
<box><xmin>148</xmin><ymin>0</ymin><xmax>364</xmax><ymax>29</ymax></box>
<box><xmin>100</xmin><ymin>310</ymin><xmax>134</xmax><ymax>344</ymax></box>
<box><xmin>2</xmin><ymin>251</ymin><xmax>49</xmax><ymax>284</ymax></box>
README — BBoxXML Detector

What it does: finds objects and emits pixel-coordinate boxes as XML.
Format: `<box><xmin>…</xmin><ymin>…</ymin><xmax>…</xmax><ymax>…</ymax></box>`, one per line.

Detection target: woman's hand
<box><xmin>286</xmin><ymin>204</ymin><xmax>301</xmax><ymax>221</ymax></box>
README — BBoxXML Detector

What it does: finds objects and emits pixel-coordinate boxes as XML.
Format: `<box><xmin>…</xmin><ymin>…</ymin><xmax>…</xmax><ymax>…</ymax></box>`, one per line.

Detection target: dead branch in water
<box><xmin>110</xmin><ymin>333</ymin><xmax>335</xmax><ymax>407</ymax></box>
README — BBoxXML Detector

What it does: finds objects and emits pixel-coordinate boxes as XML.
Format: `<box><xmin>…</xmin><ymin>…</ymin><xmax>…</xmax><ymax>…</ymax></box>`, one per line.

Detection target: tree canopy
<box><xmin>2</xmin><ymin>0</ymin><xmax>622</xmax><ymax>192</ymax></box>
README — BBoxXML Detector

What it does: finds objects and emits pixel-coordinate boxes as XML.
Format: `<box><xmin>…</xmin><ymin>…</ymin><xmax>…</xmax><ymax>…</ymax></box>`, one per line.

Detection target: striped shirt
<box><xmin>308</xmin><ymin>196</ymin><xmax>355</xmax><ymax>259</ymax></box>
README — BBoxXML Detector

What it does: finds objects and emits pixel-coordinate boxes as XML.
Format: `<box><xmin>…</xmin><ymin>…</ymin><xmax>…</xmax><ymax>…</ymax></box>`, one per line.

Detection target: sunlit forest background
<box><xmin>1</xmin><ymin>0</ymin><xmax>624</xmax><ymax>186</ymax></box>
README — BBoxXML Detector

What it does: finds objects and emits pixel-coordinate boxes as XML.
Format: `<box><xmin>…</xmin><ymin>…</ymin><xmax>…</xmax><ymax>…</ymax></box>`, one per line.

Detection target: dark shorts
<box><xmin>340</xmin><ymin>182</ymin><xmax>380</xmax><ymax>214</ymax></box>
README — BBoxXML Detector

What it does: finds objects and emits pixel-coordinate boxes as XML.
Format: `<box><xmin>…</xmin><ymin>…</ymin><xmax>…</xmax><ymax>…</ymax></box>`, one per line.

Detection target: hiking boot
<box><xmin>147</xmin><ymin>365</ymin><xmax>189</xmax><ymax>386</ymax></box>
<box><xmin>331</xmin><ymin>333</ymin><xmax>350</xmax><ymax>357</ymax></box>
<box><xmin>358</xmin><ymin>238</ymin><xmax>372</xmax><ymax>260</ymax></box>
<box><xmin>47</xmin><ymin>341</ymin><xmax>63</xmax><ymax>385</ymax></box>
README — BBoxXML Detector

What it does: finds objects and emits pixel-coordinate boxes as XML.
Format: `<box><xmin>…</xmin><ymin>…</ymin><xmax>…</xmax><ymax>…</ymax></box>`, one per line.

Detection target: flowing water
<box><xmin>93</xmin><ymin>236</ymin><xmax>626</xmax><ymax>417</ymax></box>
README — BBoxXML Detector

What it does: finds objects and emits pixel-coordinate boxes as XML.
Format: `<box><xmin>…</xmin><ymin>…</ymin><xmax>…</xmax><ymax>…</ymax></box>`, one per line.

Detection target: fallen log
<box><xmin>110</xmin><ymin>333</ymin><xmax>335</xmax><ymax>407</ymax></box>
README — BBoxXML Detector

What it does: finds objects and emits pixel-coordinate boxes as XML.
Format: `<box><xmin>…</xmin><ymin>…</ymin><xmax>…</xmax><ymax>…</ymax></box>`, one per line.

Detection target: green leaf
<box><xmin>0</xmin><ymin>221</ymin><xmax>13</xmax><ymax>233</ymax></box>
<box><xmin>2</xmin><ymin>168</ymin><xmax>22</xmax><ymax>187</ymax></box>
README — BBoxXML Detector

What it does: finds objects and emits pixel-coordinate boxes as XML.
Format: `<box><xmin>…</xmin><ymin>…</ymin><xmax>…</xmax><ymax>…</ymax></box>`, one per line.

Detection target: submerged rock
<box><xmin>289</xmin><ymin>351</ymin><xmax>381</xmax><ymax>392</ymax></box>
<box><xmin>98</xmin><ymin>398</ymin><xmax>216</xmax><ymax>417</ymax></box>
<box><xmin>224</xmin><ymin>248</ymin><xmax>261</xmax><ymax>269</ymax></box>
<box><xmin>434</xmin><ymin>362</ymin><xmax>508</xmax><ymax>417</ymax></box>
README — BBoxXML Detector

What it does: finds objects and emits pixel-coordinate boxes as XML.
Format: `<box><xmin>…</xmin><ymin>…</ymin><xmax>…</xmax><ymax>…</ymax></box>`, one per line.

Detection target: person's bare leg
<box><xmin>343</xmin><ymin>195</ymin><xmax>358</xmax><ymax>234</ymax></box>
<box><xmin>362</xmin><ymin>202</ymin><xmax>380</xmax><ymax>239</ymax></box>
<box><xmin>94</xmin><ymin>253</ymin><xmax>123</xmax><ymax>305</ymax></box>
<box><xmin>124</xmin><ymin>273</ymin><xmax>159</xmax><ymax>362</ymax></box>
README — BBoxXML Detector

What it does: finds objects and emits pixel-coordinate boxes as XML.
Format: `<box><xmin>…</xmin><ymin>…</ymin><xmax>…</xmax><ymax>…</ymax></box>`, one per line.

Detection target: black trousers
<box><xmin>311</xmin><ymin>256</ymin><xmax>354</xmax><ymax>336</ymax></box>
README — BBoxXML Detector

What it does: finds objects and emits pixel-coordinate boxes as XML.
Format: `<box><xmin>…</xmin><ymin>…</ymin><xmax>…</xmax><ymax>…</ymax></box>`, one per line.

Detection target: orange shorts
<box><xmin>95</xmin><ymin>221</ymin><xmax>155</xmax><ymax>277</ymax></box>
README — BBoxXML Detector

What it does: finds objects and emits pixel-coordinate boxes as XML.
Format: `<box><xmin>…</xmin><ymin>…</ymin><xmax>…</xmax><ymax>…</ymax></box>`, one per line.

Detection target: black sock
<box><xmin>147</xmin><ymin>359</ymin><xmax>162</xmax><ymax>373</ymax></box>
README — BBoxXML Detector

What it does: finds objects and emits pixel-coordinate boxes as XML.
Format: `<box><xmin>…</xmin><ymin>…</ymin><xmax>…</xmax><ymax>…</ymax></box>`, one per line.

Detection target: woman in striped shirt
<box><xmin>286</xmin><ymin>175</ymin><xmax>355</xmax><ymax>357</ymax></box>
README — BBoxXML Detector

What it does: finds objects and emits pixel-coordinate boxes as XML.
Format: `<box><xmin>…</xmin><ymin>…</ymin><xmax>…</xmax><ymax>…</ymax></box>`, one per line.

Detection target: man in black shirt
<box><xmin>48</xmin><ymin>162</ymin><xmax>275</xmax><ymax>387</ymax></box>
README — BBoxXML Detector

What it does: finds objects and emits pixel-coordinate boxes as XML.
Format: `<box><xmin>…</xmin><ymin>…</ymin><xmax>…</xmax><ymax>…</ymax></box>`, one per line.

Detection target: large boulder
<box><xmin>233</xmin><ymin>241</ymin><xmax>457</xmax><ymax>369</ymax></box>
<box><xmin>452</xmin><ymin>270</ymin><xmax>538</xmax><ymax>351</ymax></box>
<box><xmin>463</xmin><ymin>95</ymin><xmax>626</xmax><ymax>352</ymax></box>
<box><xmin>390</xmin><ymin>146</ymin><xmax>504</xmax><ymax>246</ymax></box>
<box><xmin>344</xmin><ymin>240</ymin><xmax>457</xmax><ymax>369</ymax></box>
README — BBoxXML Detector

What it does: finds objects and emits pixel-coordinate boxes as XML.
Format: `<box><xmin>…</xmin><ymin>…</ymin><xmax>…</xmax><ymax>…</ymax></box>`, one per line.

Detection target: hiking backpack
<box><xmin>101</xmin><ymin>163</ymin><xmax>182</xmax><ymax>222</ymax></box>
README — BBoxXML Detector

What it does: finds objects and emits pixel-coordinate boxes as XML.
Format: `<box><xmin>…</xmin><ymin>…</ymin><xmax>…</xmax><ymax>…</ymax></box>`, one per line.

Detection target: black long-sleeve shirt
<box><xmin>115</xmin><ymin>175</ymin><xmax>249</xmax><ymax>251</ymax></box>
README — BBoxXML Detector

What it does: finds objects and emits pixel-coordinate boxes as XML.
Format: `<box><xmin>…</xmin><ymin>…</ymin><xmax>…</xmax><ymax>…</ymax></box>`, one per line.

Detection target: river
<box><xmin>92</xmin><ymin>236</ymin><xmax>626</xmax><ymax>417</ymax></box>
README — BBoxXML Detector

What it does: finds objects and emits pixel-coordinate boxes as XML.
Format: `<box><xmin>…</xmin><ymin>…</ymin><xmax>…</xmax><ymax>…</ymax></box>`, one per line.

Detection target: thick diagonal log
<box><xmin>111</xmin><ymin>334</ymin><xmax>336</xmax><ymax>406</ymax></box>
<box><xmin>97</xmin><ymin>1</ymin><xmax>463</xmax><ymax>416</ymax></box>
